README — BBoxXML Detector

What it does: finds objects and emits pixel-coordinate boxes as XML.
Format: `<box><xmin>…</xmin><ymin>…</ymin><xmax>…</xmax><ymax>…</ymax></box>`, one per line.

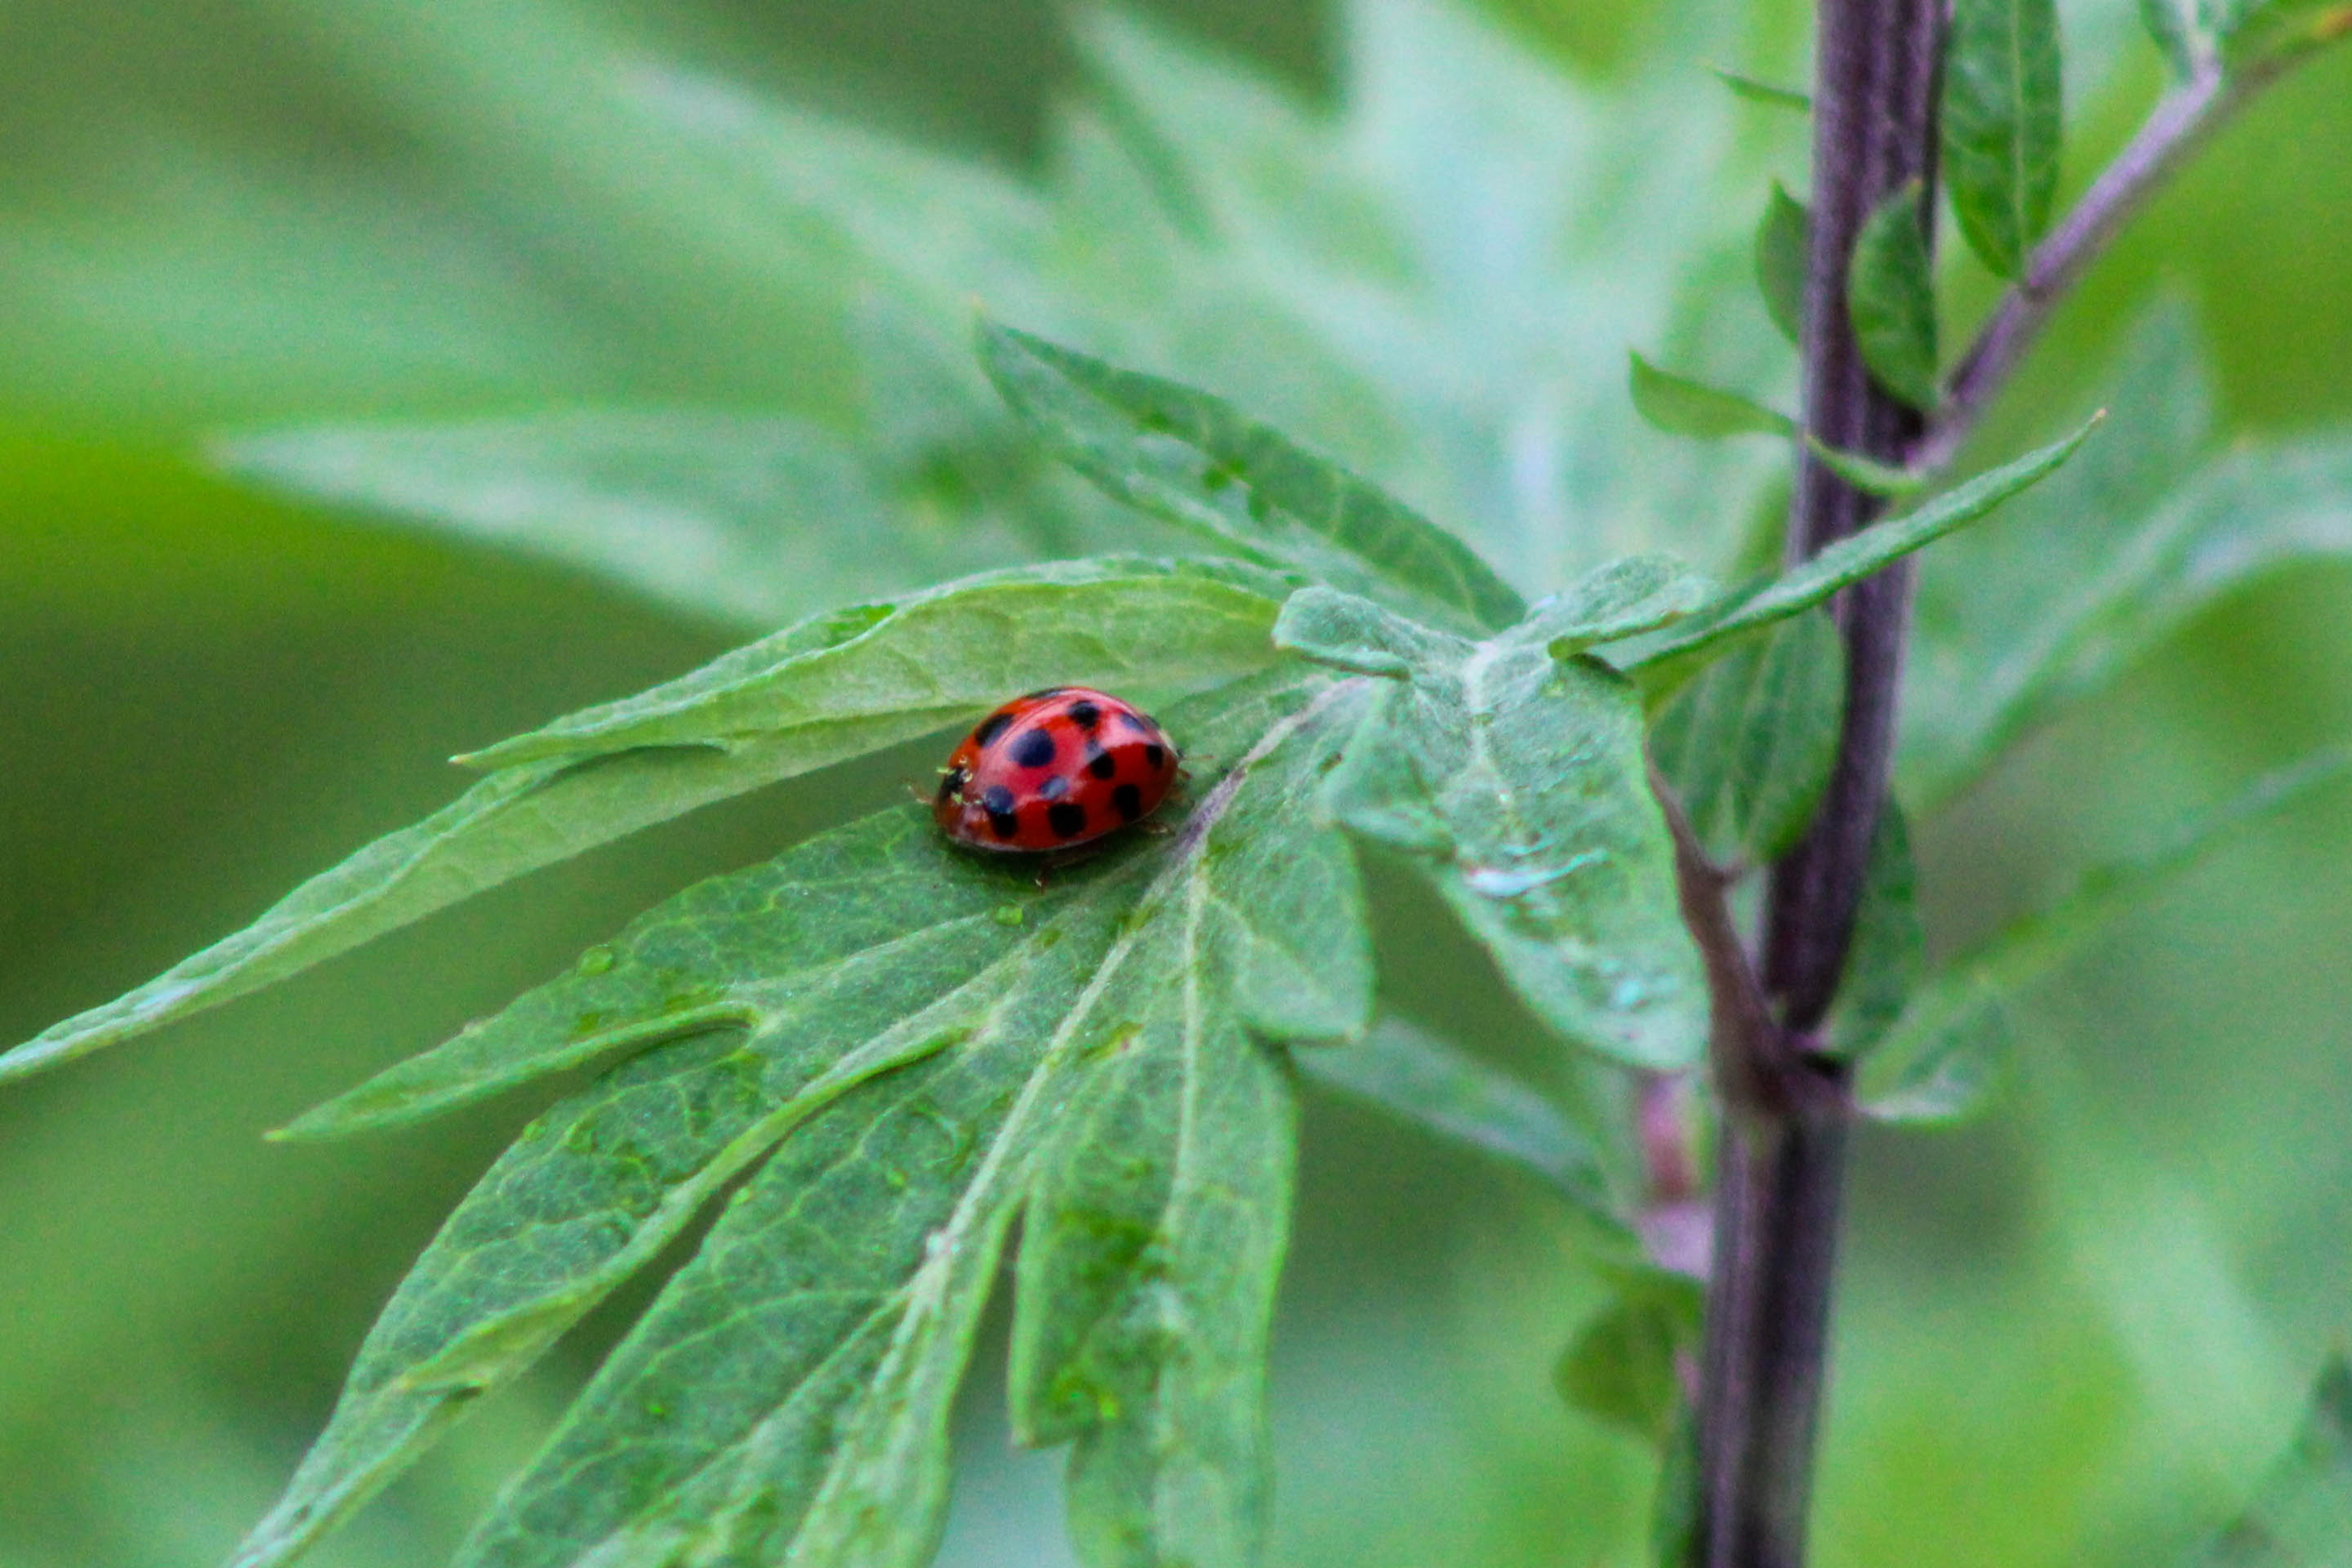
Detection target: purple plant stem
<box><xmin>1692</xmin><ymin>1</ymin><xmax>1945</xmax><ymax>1563</ymax></box>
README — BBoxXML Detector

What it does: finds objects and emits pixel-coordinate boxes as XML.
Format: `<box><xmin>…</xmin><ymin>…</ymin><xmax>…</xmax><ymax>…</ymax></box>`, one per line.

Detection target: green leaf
<box><xmin>1710</xmin><ymin>68</ymin><xmax>1813</xmax><ymax>113</ymax></box>
<box><xmin>1806</xmin><ymin>434</ymin><xmax>1930</xmax><ymax>497</ymax></box>
<box><xmin>1862</xmin><ymin>744</ymin><xmax>2352</xmax><ymax>1120</ymax></box>
<box><xmin>978</xmin><ymin>320</ymin><xmax>1526</xmax><ymax>634</ymax></box>
<box><xmin>1901</xmin><ymin>305</ymin><xmax>2352</xmax><ymax>809</ymax></box>
<box><xmin>1294</xmin><ymin>1015</ymin><xmax>1628</xmax><ymax>1226</ymax></box>
<box><xmin>1519</xmin><ymin>555</ymin><xmax>1719</xmax><ymax>654</ymax></box>
<box><xmin>1553</xmin><ymin>1266</ymin><xmax>1703</xmax><ymax>1443</ymax></box>
<box><xmin>0</xmin><ymin>557</ymin><xmax>1285</xmax><ymax>1087</ymax></box>
<box><xmin>1318</xmin><ymin>628</ymin><xmax>1707</xmax><ymax>1071</ymax></box>
<box><xmin>1627</xmin><ymin>417</ymin><xmax>2100</xmax><ymax>683</ymax></box>
<box><xmin>1648</xmin><ymin>611</ymin><xmax>1846</xmax><ymax>867</ymax></box>
<box><xmin>213</xmin><ymin>412</ymin><xmax>1066</xmax><ymax>634</ymax></box>
<box><xmin>463</xmin><ymin>555</ymin><xmax>1283</xmax><ymax>768</ymax></box>
<box><xmin>1847</xmin><ymin>182</ymin><xmax>1940</xmax><ymax>410</ymax></box>
<box><xmin>1755</xmin><ymin>182</ymin><xmax>1811</xmax><ymax>345</ymax></box>
<box><xmin>2186</xmin><ymin>1358</ymin><xmax>2352</xmax><ymax>1565</ymax></box>
<box><xmin>1272</xmin><ymin>585</ymin><xmax>1465</xmax><ymax>678</ymax></box>
<box><xmin>234</xmin><ymin>667</ymin><xmax>1375</xmax><ymax>1568</ymax></box>
<box><xmin>1628</xmin><ymin>352</ymin><xmax>1795</xmax><ymax>440</ymax></box>
<box><xmin>1823</xmin><ymin>800</ymin><xmax>1925</xmax><ymax>1057</ymax></box>
<box><xmin>1943</xmin><ymin>0</ymin><xmax>2065</xmax><ymax>279</ymax></box>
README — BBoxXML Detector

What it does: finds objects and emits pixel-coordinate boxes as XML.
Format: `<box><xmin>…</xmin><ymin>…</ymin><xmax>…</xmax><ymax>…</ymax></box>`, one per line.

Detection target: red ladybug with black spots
<box><xmin>934</xmin><ymin>687</ymin><xmax>1180</xmax><ymax>852</ymax></box>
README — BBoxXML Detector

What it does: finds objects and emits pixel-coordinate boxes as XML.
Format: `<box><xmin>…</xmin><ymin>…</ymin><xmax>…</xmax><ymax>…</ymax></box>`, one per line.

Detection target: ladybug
<box><xmin>934</xmin><ymin>687</ymin><xmax>1180</xmax><ymax>852</ymax></box>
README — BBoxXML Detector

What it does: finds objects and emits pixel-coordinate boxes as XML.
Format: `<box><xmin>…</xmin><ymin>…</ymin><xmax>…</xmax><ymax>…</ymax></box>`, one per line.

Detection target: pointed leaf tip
<box><xmin>1628</xmin><ymin>353</ymin><xmax>1795</xmax><ymax>441</ymax></box>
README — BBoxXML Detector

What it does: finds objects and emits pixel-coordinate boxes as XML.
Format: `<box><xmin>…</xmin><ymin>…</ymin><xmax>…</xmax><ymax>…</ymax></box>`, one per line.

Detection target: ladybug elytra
<box><xmin>934</xmin><ymin>687</ymin><xmax>1180</xmax><ymax>852</ymax></box>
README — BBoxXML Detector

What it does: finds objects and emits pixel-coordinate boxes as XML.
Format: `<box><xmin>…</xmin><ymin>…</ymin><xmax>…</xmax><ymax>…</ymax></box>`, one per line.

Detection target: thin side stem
<box><xmin>1916</xmin><ymin>64</ymin><xmax>2249</xmax><ymax>471</ymax></box>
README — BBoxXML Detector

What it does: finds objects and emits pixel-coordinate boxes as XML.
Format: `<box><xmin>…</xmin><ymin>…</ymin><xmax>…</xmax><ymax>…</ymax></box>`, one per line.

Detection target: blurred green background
<box><xmin>5</xmin><ymin>0</ymin><xmax>2351</xmax><ymax>1563</ymax></box>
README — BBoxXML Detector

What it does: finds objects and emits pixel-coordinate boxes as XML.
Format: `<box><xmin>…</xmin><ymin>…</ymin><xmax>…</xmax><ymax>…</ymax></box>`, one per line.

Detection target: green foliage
<box><xmin>1276</xmin><ymin>587</ymin><xmax>1708</xmax><ymax>1071</ymax></box>
<box><xmin>1755</xmin><ymin>182</ymin><xmax>1812</xmax><ymax>347</ymax></box>
<box><xmin>1627</xmin><ymin>353</ymin><xmax>1794</xmax><ymax>440</ymax></box>
<box><xmin>1553</xmin><ymin>1267</ymin><xmax>1703</xmax><ymax>1443</ymax></box>
<box><xmin>1629</xmin><ymin>418</ymin><xmax>2099</xmax><ymax>688</ymax></box>
<box><xmin>2187</xmin><ymin>1358</ymin><xmax>2352</xmax><ymax>1565</ymax></box>
<box><xmin>1294</xmin><ymin>1016</ymin><xmax>1626</xmax><ymax>1229</ymax></box>
<box><xmin>1943</xmin><ymin>0</ymin><xmax>2066</xmax><ymax>279</ymax></box>
<box><xmin>13</xmin><ymin>0</ymin><xmax>2352</xmax><ymax>1563</ymax></box>
<box><xmin>978</xmin><ymin>321</ymin><xmax>1526</xmax><ymax>634</ymax></box>
<box><xmin>1903</xmin><ymin>303</ymin><xmax>2352</xmax><ymax>808</ymax></box>
<box><xmin>1649</xmin><ymin>612</ymin><xmax>1846</xmax><ymax>867</ymax></box>
<box><xmin>1859</xmin><ymin>744</ymin><xmax>2352</xmax><ymax>1120</ymax></box>
<box><xmin>1847</xmin><ymin>181</ymin><xmax>1942</xmax><ymax>411</ymax></box>
<box><xmin>0</xmin><ymin>557</ymin><xmax>1289</xmax><ymax>1087</ymax></box>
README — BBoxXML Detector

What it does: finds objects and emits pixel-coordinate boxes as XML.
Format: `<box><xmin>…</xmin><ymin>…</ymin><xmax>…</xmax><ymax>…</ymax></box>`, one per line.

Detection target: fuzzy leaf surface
<box><xmin>0</xmin><ymin>557</ymin><xmax>1285</xmax><ymax>1087</ymax></box>
<box><xmin>980</xmin><ymin>321</ymin><xmax>1526</xmax><ymax>634</ymax></box>
<box><xmin>1943</xmin><ymin>0</ymin><xmax>2065</xmax><ymax>278</ymax></box>
<box><xmin>1293</xmin><ymin>594</ymin><xmax>1706</xmax><ymax>1070</ymax></box>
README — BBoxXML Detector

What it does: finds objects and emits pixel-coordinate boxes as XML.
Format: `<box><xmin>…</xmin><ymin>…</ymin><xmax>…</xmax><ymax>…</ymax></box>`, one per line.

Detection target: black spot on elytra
<box><xmin>1066</xmin><ymin>699</ymin><xmax>1102</xmax><ymax>730</ymax></box>
<box><xmin>973</xmin><ymin>710</ymin><xmax>1014</xmax><ymax>747</ymax></box>
<box><xmin>982</xmin><ymin>785</ymin><xmax>1019</xmax><ymax>840</ymax></box>
<box><xmin>1011</xmin><ymin>728</ymin><xmax>1058</xmax><ymax>768</ymax></box>
<box><xmin>1143</xmin><ymin>743</ymin><xmax>1166</xmax><ymax>769</ymax></box>
<box><xmin>1036</xmin><ymin>774</ymin><xmax>1069</xmax><ymax>801</ymax></box>
<box><xmin>1086</xmin><ymin>748</ymin><xmax>1117</xmax><ymax>780</ymax></box>
<box><xmin>1047</xmin><ymin>801</ymin><xmax>1088</xmax><ymax>838</ymax></box>
<box><xmin>935</xmin><ymin>765</ymin><xmax>967</xmax><ymax>804</ymax></box>
<box><xmin>1112</xmin><ymin>782</ymin><xmax>1143</xmax><ymax>822</ymax></box>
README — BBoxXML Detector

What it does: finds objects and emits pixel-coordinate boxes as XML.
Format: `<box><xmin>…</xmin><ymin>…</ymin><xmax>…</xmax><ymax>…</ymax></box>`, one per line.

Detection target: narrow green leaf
<box><xmin>0</xmin><ymin>559</ymin><xmax>1286</xmax><ymax>1088</ymax></box>
<box><xmin>1756</xmin><ymin>182</ymin><xmax>1812</xmax><ymax>345</ymax></box>
<box><xmin>1806</xmin><ymin>434</ymin><xmax>1930</xmax><ymax>496</ymax></box>
<box><xmin>1628</xmin><ymin>352</ymin><xmax>1795</xmax><ymax>441</ymax></box>
<box><xmin>464</xmin><ymin>556</ymin><xmax>1283</xmax><ymax>768</ymax></box>
<box><xmin>1943</xmin><ymin>0</ymin><xmax>2065</xmax><ymax>279</ymax></box>
<box><xmin>1628</xmin><ymin>417</ymin><xmax>2100</xmax><ymax>681</ymax></box>
<box><xmin>1554</xmin><ymin>1268</ymin><xmax>1704</xmax><ymax>1442</ymax></box>
<box><xmin>1863</xmin><ymin>744</ymin><xmax>2352</xmax><ymax>1120</ymax></box>
<box><xmin>1649</xmin><ymin>611</ymin><xmax>1846</xmax><ymax>866</ymax></box>
<box><xmin>1711</xmin><ymin>68</ymin><xmax>1813</xmax><ymax>112</ymax></box>
<box><xmin>978</xmin><ymin>321</ymin><xmax>1526</xmax><ymax>634</ymax></box>
<box><xmin>2186</xmin><ymin>1357</ymin><xmax>2352</xmax><ymax>1565</ymax></box>
<box><xmin>1320</xmin><ymin>633</ymin><xmax>1707</xmax><ymax>1071</ymax></box>
<box><xmin>1824</xmin><ymin>800</ymin><xmax>1925</xmax><ymax>1057</ymax></box>
<box><xmin>1294</xmin><ymin>1016</ymin><xmax>1627</xmax><ymax>1225</ymax></box>
<box><xmin>1847</xmin><ymin>183</ymin><xmax>1941</xmax><ymax>410</ymax></box>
